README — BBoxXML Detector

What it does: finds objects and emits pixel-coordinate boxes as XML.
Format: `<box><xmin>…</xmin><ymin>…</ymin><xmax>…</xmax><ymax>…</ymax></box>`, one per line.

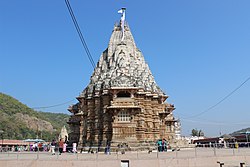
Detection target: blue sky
<box><xmin>1</xmin><ymin>0</ymin><xmax>250</xmax><ymax>137</ymax></box>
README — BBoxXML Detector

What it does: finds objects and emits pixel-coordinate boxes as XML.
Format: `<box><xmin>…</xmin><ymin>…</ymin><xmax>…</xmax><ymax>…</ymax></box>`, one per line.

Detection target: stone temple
<box><xmin>68</xmin><ymin>9</ymin><xmax>176</xmax><ymax>148</ymax></box>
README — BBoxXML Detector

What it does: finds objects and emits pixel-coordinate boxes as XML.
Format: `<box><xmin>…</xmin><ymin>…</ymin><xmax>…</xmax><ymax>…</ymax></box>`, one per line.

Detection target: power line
<box><xmin>32</xmin><ymin>0</ymin><xmax>94</xmax><ymax>111</ymax></box>
<box><xmin>182</xmin><ymin>118</ymin><xmax>250</xmax><ymax>126</ymax></box>
<box><xmin>32</xmin><ymin>99</ymin><xmax>75</xmax><ymax>109</ymax></box>
<box><xmin>187</xmin><ymin>76</ymin><xmax>250</xmax><ymax>119</ymax></box>
<box><xmin>65</xmin><ymin>0</ymin><xmax>96</xmax><ymax>69</ymax></box>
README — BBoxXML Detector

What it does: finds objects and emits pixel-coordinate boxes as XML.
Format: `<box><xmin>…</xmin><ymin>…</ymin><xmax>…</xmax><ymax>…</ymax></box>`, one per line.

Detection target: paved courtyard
<box><xmin>1</xmin><ymin>148</ymin><xmax>250</xmax><ymax>167</ymax></box>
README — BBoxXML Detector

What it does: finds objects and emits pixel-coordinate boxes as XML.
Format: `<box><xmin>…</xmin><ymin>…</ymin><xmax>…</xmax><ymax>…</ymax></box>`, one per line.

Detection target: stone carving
<box><xmin>79</xmin><ymin>23</ymin><xmax>164</xmax><ymax>98</ymax></box>
<box><xmin>68</xmin><ymin>21</ymin><xmax>176</xmax><ymax>148</ymax></box>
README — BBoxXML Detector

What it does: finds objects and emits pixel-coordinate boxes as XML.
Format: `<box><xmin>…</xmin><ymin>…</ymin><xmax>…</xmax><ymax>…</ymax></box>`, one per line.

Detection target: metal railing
<box><xmin>1</xmin><ymin>142</ymin><xmax>250</xmax><ymax>161</ymax></box>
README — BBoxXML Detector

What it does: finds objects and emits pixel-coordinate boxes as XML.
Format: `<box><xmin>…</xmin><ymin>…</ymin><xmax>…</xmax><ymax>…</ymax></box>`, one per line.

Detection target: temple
<box><xmin>67</xmin><ymin>8</ymin><xmax>177</xmax><ymax>148</ymax></box>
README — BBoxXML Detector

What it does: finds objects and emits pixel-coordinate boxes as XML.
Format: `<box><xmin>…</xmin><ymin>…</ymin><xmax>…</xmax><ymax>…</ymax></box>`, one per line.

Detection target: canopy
<box><xmin>23</xmin><ymin>139</ymin><xmax>45</xmax><ymax>143</ymax></box>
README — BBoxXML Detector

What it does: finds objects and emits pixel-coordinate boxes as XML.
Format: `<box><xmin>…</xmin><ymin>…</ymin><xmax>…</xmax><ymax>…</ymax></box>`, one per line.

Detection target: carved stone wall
<box><xmin>68</xmin><ymin>22</ymin><xmax>177</xmax><ymax>147</ymax></box>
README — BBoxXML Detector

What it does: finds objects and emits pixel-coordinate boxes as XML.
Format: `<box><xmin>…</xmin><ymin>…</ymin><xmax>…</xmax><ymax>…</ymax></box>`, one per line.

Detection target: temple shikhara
<box><xmin>68</xmin><ymin>8</ymin><xmax>177</xmax><ymax>147</ymax></box>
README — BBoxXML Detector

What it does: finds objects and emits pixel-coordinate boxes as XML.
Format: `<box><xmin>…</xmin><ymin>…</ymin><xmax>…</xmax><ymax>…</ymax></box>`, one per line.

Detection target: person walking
<box><xmin>51</xmin><ymin>140</ymin><xmax>56</xmax><ymax>155</ymax></box>
<box><xmin>58</xmin><ymin>139</ymin><xmax>64</xmax><ymax>155</ymax></box>
<box><xmin>63</xmin><ymin>142</ymin><xmax>67</xmax><ymax>153</ymax></box>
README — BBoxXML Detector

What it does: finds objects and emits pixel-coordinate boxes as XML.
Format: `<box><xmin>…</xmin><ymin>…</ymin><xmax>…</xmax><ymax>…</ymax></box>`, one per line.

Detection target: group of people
<box><xmin>157</xmin><ymin>139</ymin><xmax>168</xmax><ymax>152</ymax></box>
<box><xmin>50</xmin><ymin>139</ymin><xmax>68</xmax><ymax>155</ymax></box>
<box><xmin>32</xmin><ymin>142</ymin><xmax>46</xmax><ymax>152</ymax></box>
<box><xmin>50</xmin><ymin>138</ymin><xmax>77</xmax><ymax>155</ymax></box>
<box><xmin>48</xmin><ymin>139</ymin><xmax>169</xmax><ymax>154</ymax></box>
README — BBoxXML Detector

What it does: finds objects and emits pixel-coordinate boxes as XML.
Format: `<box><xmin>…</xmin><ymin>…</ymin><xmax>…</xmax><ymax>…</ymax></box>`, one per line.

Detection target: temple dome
<box><xmin>81</xmin><ymin>22</ymin><xmax>164</xmax><ymax>98</ymax></box>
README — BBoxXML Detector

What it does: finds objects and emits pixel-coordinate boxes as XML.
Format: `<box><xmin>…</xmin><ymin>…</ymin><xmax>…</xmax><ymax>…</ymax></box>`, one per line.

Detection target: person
<box><xmin>164</xmin><ymin>139</ymin><xmax>168</xmax><ymax>152</ymax></box>
<box><xmin>38</xmin><ymin>142</ymin><xmax>43</xmax><ymax>151</ymax></box>
<box><xmin>51</xmin><ymin>140</ymin><xmax>56</xmax><ymax>155</ymax></box>
<box><xmin>63</xmin><ymin>142</ymin><xmax>67</xmax><ymax>153</ymax></box>
<box><xmin>235</xmin><ymin>141</ymin><xmax>239</xmax><ymax>149</ymax></box>
<box><xmin>58</xmin><ymin>139</ymin><xmax>64</xmax><ymax>155</ymax></box>
<box><xmin>72</xmin><ymin>143</ymin><xmax>77</xmax><ymax>153</ymax></box>
<box><xmin>33</xmin><ymin>142</ymin><xmax>38</xmax><ymax>152</ymax></box>
<box><xmin>105</xmin><ymin>140</ymin><xmax>111</xmax><ymax>155</ymax></box>
<box><xmin>157</xmin><ymin>139</ymin><xmax>162</xmax><ymax>152</ymax></box>
<box><xmin>162</xmin><ymin>139</ymin><xmax>167</xmax><ymax>152</ymax></box>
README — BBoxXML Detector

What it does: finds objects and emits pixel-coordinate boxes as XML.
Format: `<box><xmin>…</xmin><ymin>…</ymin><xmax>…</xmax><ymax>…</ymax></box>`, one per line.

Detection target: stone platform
<box><xmin>1</xmin><ymin>148</ymin><xmax>250</xmax><ymax>167</ymax></box>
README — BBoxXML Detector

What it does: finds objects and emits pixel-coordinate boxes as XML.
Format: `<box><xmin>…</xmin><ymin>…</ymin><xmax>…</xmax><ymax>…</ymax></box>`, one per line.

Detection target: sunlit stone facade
<box><xmin>68</xmin><ymin>20</ymin><xmax>176</xmax><ymax>147</ymax></box>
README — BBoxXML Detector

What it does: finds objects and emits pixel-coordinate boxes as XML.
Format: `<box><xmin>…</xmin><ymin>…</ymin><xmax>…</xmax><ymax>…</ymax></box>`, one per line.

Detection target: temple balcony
<box><xmin>166</xmin><ymin>103</ymin><xmax>175</xmax><ymax>110</ymax></box>
<box><xmin>159</xmin><ymin>111</ymin><xmax>171</xmax><ymax>117</ymax></box>
<box><xmin>108</xmin><ymin>97</ymin><xmax>141</xmax><ymax>109</ymax></box>
<box><xmin>165</xmin><ymin>118</ymin><xmax>177</xmax><ymax>122</ymax></box>
<box><xmin>68</xmin><ymin>104</ymin><xmax>79</xmax><ymax>114</ymax></box>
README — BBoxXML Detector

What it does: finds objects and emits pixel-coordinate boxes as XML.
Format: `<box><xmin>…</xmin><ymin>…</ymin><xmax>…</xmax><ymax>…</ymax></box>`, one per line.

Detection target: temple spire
<box><xmin>118</xmin><ymin>8</ymin><xmax>126</xmax><ymax>41</ymax></box>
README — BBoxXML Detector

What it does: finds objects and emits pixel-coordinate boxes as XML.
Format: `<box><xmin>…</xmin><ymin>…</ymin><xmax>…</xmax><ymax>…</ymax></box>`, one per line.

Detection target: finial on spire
<box><xmin>118</xmin><ymin>8</ymin><xmax>126</xmax><ymax>41</ymax></box>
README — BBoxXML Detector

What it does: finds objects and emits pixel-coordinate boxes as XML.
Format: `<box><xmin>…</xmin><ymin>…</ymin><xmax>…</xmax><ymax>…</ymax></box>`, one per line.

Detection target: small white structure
<box><xmin>58</xmin><ymin>125</ymin><xmax>68</xmax><ymax>142</ymax></box>
<box><xmin>174</xmin><ymin>119</ymin><xmax>181</xmax><ymax>140</ymax></box>
<box><xmin>184</xmin><ymin>136</ymin><xmax>205</xmax><ymax>144</ymax></box>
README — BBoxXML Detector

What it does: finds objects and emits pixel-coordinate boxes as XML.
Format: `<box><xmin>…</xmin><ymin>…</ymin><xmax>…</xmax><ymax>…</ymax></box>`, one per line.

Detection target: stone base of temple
<box><xmin>68</xmin><ymin>88</ymin><xmax>177</xmax><ymax>148</ymax></box>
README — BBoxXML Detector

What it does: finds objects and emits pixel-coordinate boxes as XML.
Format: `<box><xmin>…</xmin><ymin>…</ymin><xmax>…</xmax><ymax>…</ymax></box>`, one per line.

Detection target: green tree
<box><xmin>191</xmin><ymin>129</ymin><xmax>204</xmax><ymax>137</ymax></box>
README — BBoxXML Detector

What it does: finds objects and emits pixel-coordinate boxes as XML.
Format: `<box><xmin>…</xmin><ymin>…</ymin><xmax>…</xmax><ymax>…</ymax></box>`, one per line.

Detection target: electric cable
<box><xmin>186</xmin><ymin>76</ymin><xmax>250</xmax><ymax>118</ymax></box>
<box><xmin>182</xmin><ymin>118</ymin><xmax>250</xmax><ymax>126</ymax></box>
<box><xmin>65</xmin><ymin>0</ymin><xmax>96</xmax><ymax>69</ymax></box>
<box><xmin>32</xmin><ymin>99</ymin><xmax>75</xmax><ymax>109</ymax></box>
<box><xmin>32</xmin><ymin>0</ymin><xmax>96</xmax><ymax>111</ymax></box>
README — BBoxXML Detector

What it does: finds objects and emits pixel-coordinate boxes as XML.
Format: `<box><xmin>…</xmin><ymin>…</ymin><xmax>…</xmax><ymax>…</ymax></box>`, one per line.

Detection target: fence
<box><xmin>1</xmin><ymin>142</ymin><xmax>250</xmax><ymax>161</ymax></box>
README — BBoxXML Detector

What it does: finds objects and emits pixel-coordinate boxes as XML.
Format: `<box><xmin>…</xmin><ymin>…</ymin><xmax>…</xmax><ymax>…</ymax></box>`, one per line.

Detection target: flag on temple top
<box><xmin>118</xmin><ymin>9</ymin><xmax>123</xmax><ymax>14</ymax></box>
<box><xmin>118</xmin><ymin>8</ymin><xmax>126</xmax><ymax>41</ymax></box>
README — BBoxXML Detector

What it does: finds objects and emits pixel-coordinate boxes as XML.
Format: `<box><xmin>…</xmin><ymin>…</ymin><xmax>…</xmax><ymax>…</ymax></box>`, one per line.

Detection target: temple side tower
<box><xmin>68</xmin><ymin>8</ymin><xmax>176</xmax><ymax>147</ymax></box>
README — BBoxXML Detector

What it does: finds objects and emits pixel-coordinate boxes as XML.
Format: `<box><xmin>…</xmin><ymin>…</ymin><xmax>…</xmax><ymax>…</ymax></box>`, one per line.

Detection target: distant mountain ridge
<box><xmin>0</xmin><ymin>92</ymin><xmax>70</xmax><ymax>141</ymax></box>
<box><xmin>231</xmin><ymin>128</ymin><xmax>250</xmax><ymax>136</ymax></box>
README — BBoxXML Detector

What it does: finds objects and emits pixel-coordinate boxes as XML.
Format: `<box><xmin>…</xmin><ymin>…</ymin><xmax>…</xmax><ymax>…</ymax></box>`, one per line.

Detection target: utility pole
<box><xmin>0</xmin><ymin>130</ymin><xmax>4</xmax><ymax>151</ymax></box>
<box><xmin>246</xmin><ymin>131</ymin><xmax>250</xmax><ymax>147</ymax></box>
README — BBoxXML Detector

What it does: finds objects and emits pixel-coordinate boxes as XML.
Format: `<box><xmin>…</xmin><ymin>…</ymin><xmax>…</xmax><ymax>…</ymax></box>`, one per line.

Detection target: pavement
<box><xmin>1</xmin><ymin>148</ymin><xmax>250</xmax><ymax>167</ymax></box>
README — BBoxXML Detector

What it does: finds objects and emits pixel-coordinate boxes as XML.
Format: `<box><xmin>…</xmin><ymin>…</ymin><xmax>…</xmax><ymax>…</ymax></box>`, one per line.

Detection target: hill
<box><xmin>0</xmin><ymin>92</ymin><xmax>70</xmax><ymax>141</ymax></box>
<box><xmin>231</xmin><ymin>127</ymin><xmax>250</xmax><ymax>136</ymax></box>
